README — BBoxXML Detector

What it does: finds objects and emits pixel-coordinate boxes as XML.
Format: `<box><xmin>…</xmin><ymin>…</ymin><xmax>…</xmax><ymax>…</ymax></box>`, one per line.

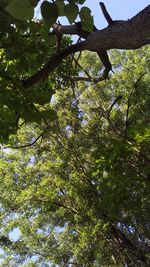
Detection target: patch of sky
<box><xmin>0</xmin><ymin>248</ymin><xmax>4</xmax><ymax>255</ymax></box>
<box><xmin>9</xmin><ymin>227</ymin><xmax>21</xmax><ymax>242</ymax></box>
<box><xmin>27</xmin><ymin>155</ymin><xmax>36</xmax><ymax>166</ymax></box>
<box><xmin>0</xmin><ymin>147</ymin><xmax>11</xmax><ymax>154</ymax></box>
<box><xmin>117</xmin><ymin>222</ymin><xmax>135</xmax><ymax>234</ymax></box>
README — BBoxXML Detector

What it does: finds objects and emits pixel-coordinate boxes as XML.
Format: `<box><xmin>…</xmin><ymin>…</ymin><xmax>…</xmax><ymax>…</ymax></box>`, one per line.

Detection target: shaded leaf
<box><xmin>41</xmin><ymin>109</ymin><xmax>57</xmax><ymax>121</ymax></box>
<box><xmin>80</xmin><ymin>7</ymin><xmax>93</xmax><ymax>32</ymax></box>
<box><xmin>64</xmin><ymin>3</ymin><xmax>79</xmax><ymax>24</ymax></box>
<box><xmin>5</xmin><ymin>0</ymin><xmax>34</xmax><ymax>21</ymax></box>
<box><xmin>41</xmin><ymin>1</ymin><xmax>59</xmax><ymax>26</ymax></box>
<box><xmin>56</xmin><ymin>0</ymin><xmax>65</xmax><ymax>16</ymax></box>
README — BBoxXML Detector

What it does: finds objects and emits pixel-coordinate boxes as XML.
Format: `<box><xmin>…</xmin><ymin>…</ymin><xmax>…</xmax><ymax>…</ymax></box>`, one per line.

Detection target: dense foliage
<box><xmin>0</xmin><ymin>0</ymin><xmax>94</xmax><ymax>142</ymax></box>
<box><xmin>0</xmin><ymin>47</ymin><xmax>150</xmax><ymax>266</ymax></box>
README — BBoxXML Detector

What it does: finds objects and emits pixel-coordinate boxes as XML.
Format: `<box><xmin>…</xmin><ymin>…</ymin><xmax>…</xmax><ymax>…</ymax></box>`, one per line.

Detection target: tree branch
<box><xmin>125</xmin><ymin>72</ymin><xmax>146</xmax><ymax>136</ymax></box>
<box><xmin>70</xmin><ymin>76</ymin><xmax>106</xmax><ymax>83</ymax></box>
<box><xmin>22</xmin><ymin>4</ymin><xmax>150</xmax><ymax>88</ymax></box>
<box><xmin>23</xmin><ymin>41</ymin><xmax>86</xmax><ymax>88</ymax></box>
<box><xmin>99</xmin><ymin>2</ymin><xmax>113</xmax><ymax>25</ymax></box>
<box><xmin>108</xmin><ymin>95</ymin><xmax>123</xmax><ymax>115</ymax></box>
<box><xmin>97</xmin><ymin>50</ymin><xmax>112</xmax><ymax>78</ymax></box>
<box><xmin>3</xmin><ymin>126</ymin><xmax>48</xmax><ymax>149</ymax></box>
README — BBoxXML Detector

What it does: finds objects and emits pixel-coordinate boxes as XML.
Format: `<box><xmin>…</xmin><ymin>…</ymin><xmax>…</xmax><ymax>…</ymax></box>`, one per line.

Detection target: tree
<box><xmin>0</xmin><ymin>47</ymin><xmax>150</xmax><ymax>266</ymax></box>
<box><xmin>0</xmin><ymin>1</ymin><xmax>150</xmax><ymax>266</ymax></box>
<box><xmin>0</xmin><ymin>1</ymin><xmax>150</xmax><ymax>141</ymax></box>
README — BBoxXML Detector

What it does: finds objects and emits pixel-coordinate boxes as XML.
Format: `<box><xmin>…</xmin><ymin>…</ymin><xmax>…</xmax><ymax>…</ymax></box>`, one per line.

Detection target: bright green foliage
<box><xmin>0</xmin><ymin>47</ymin><xmax>150</xmax><ymax>266</ymax></box>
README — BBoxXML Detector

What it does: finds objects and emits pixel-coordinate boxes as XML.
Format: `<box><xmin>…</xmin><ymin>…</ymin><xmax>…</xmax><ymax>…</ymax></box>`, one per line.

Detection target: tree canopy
<box><xmin>0</xmin><ymin>1</ymin><xmax>150</xmax><ymax>266</ymax></box>
<box><xmin>0</xmin><ymin>47</ymin><xmax>150</xmax><ymax>266</ymax></box>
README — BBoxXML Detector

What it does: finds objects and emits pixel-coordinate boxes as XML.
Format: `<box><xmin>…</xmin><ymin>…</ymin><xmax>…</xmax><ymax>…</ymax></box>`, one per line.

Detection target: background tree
<box><xmin>0</xmin><ymin>47</ymin><xmax>150</xmax><ymax>266</ymax></box>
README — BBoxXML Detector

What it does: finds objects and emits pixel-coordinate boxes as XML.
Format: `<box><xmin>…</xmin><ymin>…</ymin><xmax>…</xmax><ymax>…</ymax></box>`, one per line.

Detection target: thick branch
<box><xmin>52</xmin><ymin>23</ymin><xmax>80</xmax><ymax>35</ymax></box>
<box><xmin>87</xmin><ymin>5</ymin><xmax>150</xmax><ymax>51</ymax></box>
<box><xmin>23</xmin><ymin>41</ymin><xmax>87</xmax><ymax>88</ymax></box>
<box><xmin>51</xmin><ymin>5</ymin><xmax>150</xmax><ymax>51</ymax></box>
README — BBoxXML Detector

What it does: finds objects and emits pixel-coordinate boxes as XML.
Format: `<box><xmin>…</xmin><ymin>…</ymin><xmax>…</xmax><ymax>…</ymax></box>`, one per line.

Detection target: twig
<box><xmin>70</xmin><ymin>75</ymin><xmax>106</xmax><ymax>83</ymax></box>
<box><xmin>73</xmin><ymin>58</ymin><xmax>91</xmax><ymax>78</ymax></box>
<box><xmin>73</xmin><ymin>50</ymin><xmax>82</xmax><ymax>71</ymax></box>
<box><xmin>3</xmin><ymin>126</ymin><xmax>48</xmax><ymax>149</ymax></box>
<box><xmin>35</xmin><ymin>197</ymin><xmax>78</xmax><ymax>214</ymax></box>
<box><xmin>108</xmin><ymin>95</ymin><xmax>123</xmax><ymax>115</ymax></box>
<box><xmin>125</xmin><ymin>72</ymin><xmax>146</xmax><ymax>136</ymax></box>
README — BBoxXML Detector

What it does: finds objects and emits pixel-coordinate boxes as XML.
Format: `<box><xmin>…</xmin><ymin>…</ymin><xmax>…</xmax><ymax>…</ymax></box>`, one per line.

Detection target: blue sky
<box><xmin>84</xmin><ymin>0</ymin><xmax>150</xmax><ymax>29</ymax></box>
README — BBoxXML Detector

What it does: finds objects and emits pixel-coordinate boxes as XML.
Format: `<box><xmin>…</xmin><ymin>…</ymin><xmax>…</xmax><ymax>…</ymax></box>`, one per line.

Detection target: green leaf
<box><xmin>41</xmin><ymin>109</ymin><xmax>57</xmax><ymax>121</ymax></box>
<box><xmin>0</xmin><ymin>106</ymin><xmax>17</xmax><ymax>123</ymax></box>
<box><xmin>77</xmin><ymin>0</ymin><xmax>86</xmax><ymax>4</ymax></box>
<box><xmin>64</xmin><ymin>3</ymin><xmax>79</xmax><ymax>24</ymax></box>
<box><xmin>29</xmin><ymin>21</ymin><xmax>41</xmax><ymax>33</ymax></box>
<box><xmin>21</xmin><ymin>105</ymin><xmax>42</xmax><ymax>122</ymax></box>
<box><xmin>16</xmin><ymin>57</ymin><xmax>29</xmax><ymax>73</ymax></box>
<box><xmin>80</xmin><ymin>7</ymin><xmax>94</xmax><ymax>32</ymax></box>
<box><xmin>5</xmin><ymin>0</ymin><xmax>34</xmax><ymax>21</ymax></box>
<box><xmin>41</xmin><ymin>1</ymin><xmax>59</xmax><ymax>26</ymax></box>
<box><xmin>29</xmin><ymin>0</ymin><xmax>39</xmax><ymax>7</ymax></box>
<box><xmin>56</xmin><ymin>0</ymin><xmax>65</xmax><ymax>17</ymax></box>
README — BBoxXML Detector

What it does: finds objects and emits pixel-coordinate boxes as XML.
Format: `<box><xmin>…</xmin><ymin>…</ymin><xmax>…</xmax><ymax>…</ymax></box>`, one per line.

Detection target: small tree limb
<box><xmin>3</xmin><ymin>126</ymin><xmax>48</xmax><ymax>149</ymax></box>
<box><xmin>99</xmin><ymin>2</ymin><xmax>114</xmax><ymax>25</ymax></box>
<box><xmin>71</xmin><ymin>76</ymin><xmax>105</xmax><ymax>82</ymax></box>
<box><xmin>108</xmin><ymin>95</ymin><xmax>123</xmax><ymax>115</ymax></box>
<box><xmin>97</xmin><ymin>50</ymin><xmax>112</xmax><ymax>78</ymax></box>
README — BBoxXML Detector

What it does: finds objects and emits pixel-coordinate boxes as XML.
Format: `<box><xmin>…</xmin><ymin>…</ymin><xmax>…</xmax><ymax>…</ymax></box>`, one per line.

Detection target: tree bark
<box><xmin>87</xmin><ymin>4</ymin><xmax>150</xmax><ymax>51</ymax></box>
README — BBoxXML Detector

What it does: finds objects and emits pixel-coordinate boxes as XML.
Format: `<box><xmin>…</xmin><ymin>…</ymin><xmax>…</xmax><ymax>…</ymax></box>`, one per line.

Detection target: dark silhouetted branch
<box><xmin>71</xmin><ymin>76</ymin><xmax>106</xmax><ymax>83</ymax></box>
<box><xmin>23</xmin><ymin>41</ymin><xmax>86</xmax><ymax>88</ymax></box>
<box><xmin>108</xmin><ymin>95</ymin><xmax>123</xmax><ymax>114</ymax></box>
<box><xmin>99</xmin><ymin>2</ymin><xmax>113</xmax><ymax>25</ymax></box>
<box><xmin>3</xmin><ymin>126</ymin><xmax>48</xmax><ymax>149</ymax></box>
<box><xmin>125</xmin><ymin>72</ymin><xmax>146</xmax><ymax>136</ymax></box>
